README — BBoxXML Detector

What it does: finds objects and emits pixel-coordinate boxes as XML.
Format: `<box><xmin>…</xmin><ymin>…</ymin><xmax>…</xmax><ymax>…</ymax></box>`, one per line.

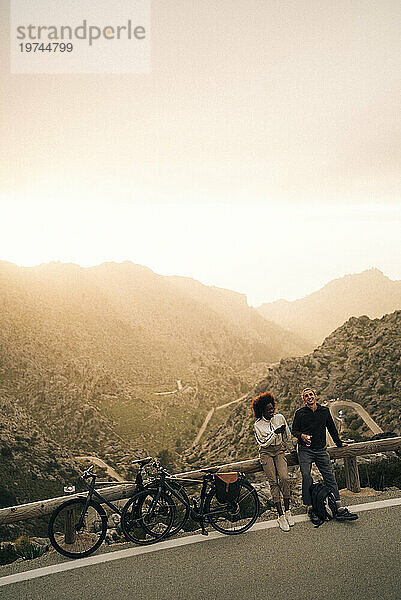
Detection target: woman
<box><xmin>252</xmin><ymin>391</ymin><xmax>294</xmax><ymax>532</ymax></box>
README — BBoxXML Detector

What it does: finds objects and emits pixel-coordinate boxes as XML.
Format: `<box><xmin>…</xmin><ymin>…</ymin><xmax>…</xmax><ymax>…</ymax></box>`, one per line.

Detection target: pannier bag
<box><xmin>214</xmin><ymin>473</ymin><xmax>240</xmax><ymax>504</ymax></box>
<box><xmin>310</xmin><ymin>482</ymin><xmax>338</xmax><ymax>527</ymax></box>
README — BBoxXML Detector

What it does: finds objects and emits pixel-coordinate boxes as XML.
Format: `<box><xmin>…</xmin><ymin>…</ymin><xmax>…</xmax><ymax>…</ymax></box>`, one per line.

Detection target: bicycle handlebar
<box><xmin>82</xmin><ymin>465</ymin><xmax>95</xmax><ymax>480</ymax></box>
<box><xmin>81</xmin><ymin>457</ymin><xmax>171</xmax><ymax>482</ymax></box>
<box><xmin>152</xmin><ymin>460</ymin><xmax>171</xmax><ymax>476</ymax></box>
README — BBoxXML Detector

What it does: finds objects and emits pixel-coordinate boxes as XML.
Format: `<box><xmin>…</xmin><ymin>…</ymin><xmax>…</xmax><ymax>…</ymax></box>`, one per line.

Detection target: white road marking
<box><xmin>1</xmin><ymin>496</ymin><xmax>400</xmax><ymax>587</ymax></box>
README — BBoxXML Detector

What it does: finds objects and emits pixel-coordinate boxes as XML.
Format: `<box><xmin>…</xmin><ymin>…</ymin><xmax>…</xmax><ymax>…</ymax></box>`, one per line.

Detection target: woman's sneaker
<box><xmin>285</xmin><ymin>510</ymin><xmax>295</xmax><ymax>527</ymax></box>
<box><xmin>277</xmin><ymin>514</ymin><xmax>290</xmax><ymax>532</ymax></box>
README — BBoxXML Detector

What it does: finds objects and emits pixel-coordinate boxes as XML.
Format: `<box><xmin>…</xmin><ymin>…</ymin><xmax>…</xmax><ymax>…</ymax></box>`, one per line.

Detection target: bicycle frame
<box><xmin>76</xmin><ymin>467</ymin><xmax>147</xmax><ymax>529</ymax></box>
<box><xmin>147</xmin><ymin>472</ymin><xmax>239</xmax><ymax>524</ymax></box>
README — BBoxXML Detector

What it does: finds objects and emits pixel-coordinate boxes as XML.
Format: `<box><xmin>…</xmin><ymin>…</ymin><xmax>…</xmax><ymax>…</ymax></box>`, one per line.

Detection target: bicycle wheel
<box><xmin>164</xmin><ymin>482</ymin><xmax>191</xmax><ymax>537</ymax></box>
<box><xmin>121</xmin><ymin>489</ymin><xmax>175</xmax><ymax>545</ymax></box>
<box><xmin>205</xmin><ymin>479</ymin><xmax>260</xmax><ymax>535</ymax></box>
<box><xmin>48</xmin><ymin>497</ymin><xmax>107</xmax><ymax>558</ymax></box>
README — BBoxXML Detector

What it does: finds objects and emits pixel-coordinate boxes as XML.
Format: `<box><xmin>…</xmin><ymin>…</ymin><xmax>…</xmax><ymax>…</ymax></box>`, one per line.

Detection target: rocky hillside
<box><xmin>167</xmin><ymin>274</ymin><xmax>307</xmax><ymax>358</ymax></box>
<box><xmin>185</xmin><ymin>310</ymin><xmax>401</xmax><ymax>467</ymax></box>
<box><xmin>0</xmin><ymin>260</ymin><xmax>308</xmax><ymax>495</ymax></box>
<box><xmin>0</xmin><ymin>400</ymin><xmax>83</xmax><ymax>541</ymax></box>
<box><xmin>257</xmin><ymin>269</ymin><xmax>401</xmax><ymax>347</ymax></box>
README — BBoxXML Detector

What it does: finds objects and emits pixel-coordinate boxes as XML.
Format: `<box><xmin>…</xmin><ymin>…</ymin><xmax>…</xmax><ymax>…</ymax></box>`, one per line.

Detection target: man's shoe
<box><xmin>336</xmin><ymin>507</ymin><xmax>358</xmax><ymax>521</ymax></box>
<box><xmin>285</xmin><ymin>510</ymin><xmax>295</xmax><ymax>527</ymax></box>
<box><xmin>277</xmin><ymin>514</ymin><xmax>290</xmax><ymax>532</ymax></box>
<box><xmin>308</xmin><ymin>508</ymin><xmax>323</xmax><ymax>527</ymax></box>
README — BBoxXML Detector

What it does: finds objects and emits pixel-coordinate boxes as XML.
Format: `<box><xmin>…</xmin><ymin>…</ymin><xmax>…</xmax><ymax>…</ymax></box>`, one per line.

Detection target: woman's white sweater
<box><xmin>254</xmin><ymin>414</ymin><xmax>293</xmax><ymax>449</ymax></box>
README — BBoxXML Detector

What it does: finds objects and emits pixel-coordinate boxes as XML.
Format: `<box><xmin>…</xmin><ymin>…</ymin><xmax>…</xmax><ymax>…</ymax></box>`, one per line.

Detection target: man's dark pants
<box><xmin>298</xmin><ymin>446</ymin><xmax>340</xmax><ymax>505</ymax></box>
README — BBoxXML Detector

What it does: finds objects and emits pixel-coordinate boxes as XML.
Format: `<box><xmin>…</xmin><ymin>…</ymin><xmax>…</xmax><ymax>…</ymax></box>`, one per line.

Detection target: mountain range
<box><xmin>0</xmin><ymin>260</ymin><xmax>307</xmax><ymax>472</ymax></box>
<box><xmin>257</xmin><ymin>269</ymin><xmax>401</xmax><ymax>347</ymax></box>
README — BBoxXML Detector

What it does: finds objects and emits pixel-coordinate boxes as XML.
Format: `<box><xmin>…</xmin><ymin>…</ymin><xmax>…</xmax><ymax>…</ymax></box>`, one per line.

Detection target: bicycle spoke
<box><xmin>121</xmin><ymin>490</ymin><xmax>175</xmax><ymax>545</ymax></box>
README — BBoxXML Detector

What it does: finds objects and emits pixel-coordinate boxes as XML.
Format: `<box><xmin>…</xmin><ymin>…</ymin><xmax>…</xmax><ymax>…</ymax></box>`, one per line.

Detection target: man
<box><xmin>292</xmin><ymin>387</ymin><xmax>358</xmax><ymax>522</ymax></box>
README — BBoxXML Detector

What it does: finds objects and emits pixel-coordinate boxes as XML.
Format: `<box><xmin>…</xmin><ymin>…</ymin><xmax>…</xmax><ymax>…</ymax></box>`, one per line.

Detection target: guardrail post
<box><xmin>344</xmin><ymin>457</ymin><xmax>361</xmax><ymax>493</ymax></box>
<box><xmin>64</xmin><ymin>508</ymin><xmax>76</xmax><ymax>545</ymax></box>
<box><xmin>63</xmin><ymin>485</ymin><xmax>76</xmax><ymax>545</ymax></box>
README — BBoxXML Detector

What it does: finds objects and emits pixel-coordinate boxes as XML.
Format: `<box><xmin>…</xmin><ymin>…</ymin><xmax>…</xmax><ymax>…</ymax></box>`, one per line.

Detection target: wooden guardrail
<box><xmin>0</xmin><ymin>437</ymin><xmax>400</xmax><ymax>526</ymax></box>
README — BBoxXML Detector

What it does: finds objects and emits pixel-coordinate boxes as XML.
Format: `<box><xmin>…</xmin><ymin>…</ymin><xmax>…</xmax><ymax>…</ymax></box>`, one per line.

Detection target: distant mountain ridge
<box><xmin>257</xmin><ymin>269</ymin><xmax>401</xmax><ymax>347</ymax></box>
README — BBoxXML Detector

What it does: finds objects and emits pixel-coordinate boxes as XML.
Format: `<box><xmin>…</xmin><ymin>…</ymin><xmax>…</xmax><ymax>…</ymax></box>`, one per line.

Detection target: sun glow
<box><xmin>1</xmin><ymin>194</ymin><xmax>400</xmax><ymax>306</ymax></box>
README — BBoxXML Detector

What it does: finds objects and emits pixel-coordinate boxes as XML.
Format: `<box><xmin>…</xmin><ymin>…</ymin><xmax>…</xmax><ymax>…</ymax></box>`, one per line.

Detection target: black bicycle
<box><xmin>48</xmin><ymin>458</ymin><xmax>175</xmax><ymax>559</ymax></box>
<box><xmin>121</xmin><ymin>464</ymin><xmax>260</xmax><ymax>538</ymax></box>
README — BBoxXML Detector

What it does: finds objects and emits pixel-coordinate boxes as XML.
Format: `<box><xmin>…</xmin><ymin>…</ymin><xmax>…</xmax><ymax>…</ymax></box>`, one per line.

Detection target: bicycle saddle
<box><xmin>132</xmin><ymin>456</ymin><xmax>153</xmax><ymax>466</ymax></box>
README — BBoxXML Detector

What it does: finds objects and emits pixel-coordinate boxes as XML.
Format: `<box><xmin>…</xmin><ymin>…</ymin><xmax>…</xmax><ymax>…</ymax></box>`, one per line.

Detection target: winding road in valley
<box><xmin>192</xmin><ymin>393</ymin><xmax>248</xmax><ymax>445</ymax></box>
<box><xmin>193</xmin><ymin>396</ymin><xmax>385</xmax><ymax>447</ymax></box>
<box><xmin>328</xmin><ymin>399</ymin><xmax>384</xmax><ymax>434</ymax></box>
<box><xmin>74</xmin><ymin>456</ymin><xmax>125</xmax><ymax>482</ymax></box>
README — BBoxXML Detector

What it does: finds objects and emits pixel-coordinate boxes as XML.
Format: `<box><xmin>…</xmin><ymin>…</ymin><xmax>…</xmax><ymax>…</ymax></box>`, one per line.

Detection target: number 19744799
<box><xmin>19</xmin><ymin>42</ymin><xmax>73</xmax><ymax>52</ymax></box>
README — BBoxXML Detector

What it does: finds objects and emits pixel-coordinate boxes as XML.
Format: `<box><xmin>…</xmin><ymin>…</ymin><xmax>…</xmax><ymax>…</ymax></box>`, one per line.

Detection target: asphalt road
<box><xmin>1</xmin><ymin>503</ymin><xmax>400</xmax><ymax>600</ymax></box>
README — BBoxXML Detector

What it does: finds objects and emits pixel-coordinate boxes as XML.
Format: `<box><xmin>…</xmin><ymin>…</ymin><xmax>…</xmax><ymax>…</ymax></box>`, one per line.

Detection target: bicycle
<box><xmin>48</xmin><ymin>458</ymin><xmax>175</xmax><ymax>559</ymax></box>
<box><xmin>121</xmin><ymin>464</ymin><xmax>260</xmax><ymax>539</ymax></box>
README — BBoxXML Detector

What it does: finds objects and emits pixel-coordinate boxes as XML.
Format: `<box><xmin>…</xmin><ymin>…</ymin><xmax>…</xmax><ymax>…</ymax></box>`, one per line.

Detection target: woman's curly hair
<box><xmin>251</xmin><ymin>391</ymin><xmax>276</xmax><ymax>419</ymax></box>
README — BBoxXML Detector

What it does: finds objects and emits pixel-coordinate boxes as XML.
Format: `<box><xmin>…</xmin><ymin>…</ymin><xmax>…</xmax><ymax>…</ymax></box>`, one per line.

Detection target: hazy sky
<box><xmin>1</xmin><ymin>1</ymin><xmax>400</xmax><ymax>305</ymax></box>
